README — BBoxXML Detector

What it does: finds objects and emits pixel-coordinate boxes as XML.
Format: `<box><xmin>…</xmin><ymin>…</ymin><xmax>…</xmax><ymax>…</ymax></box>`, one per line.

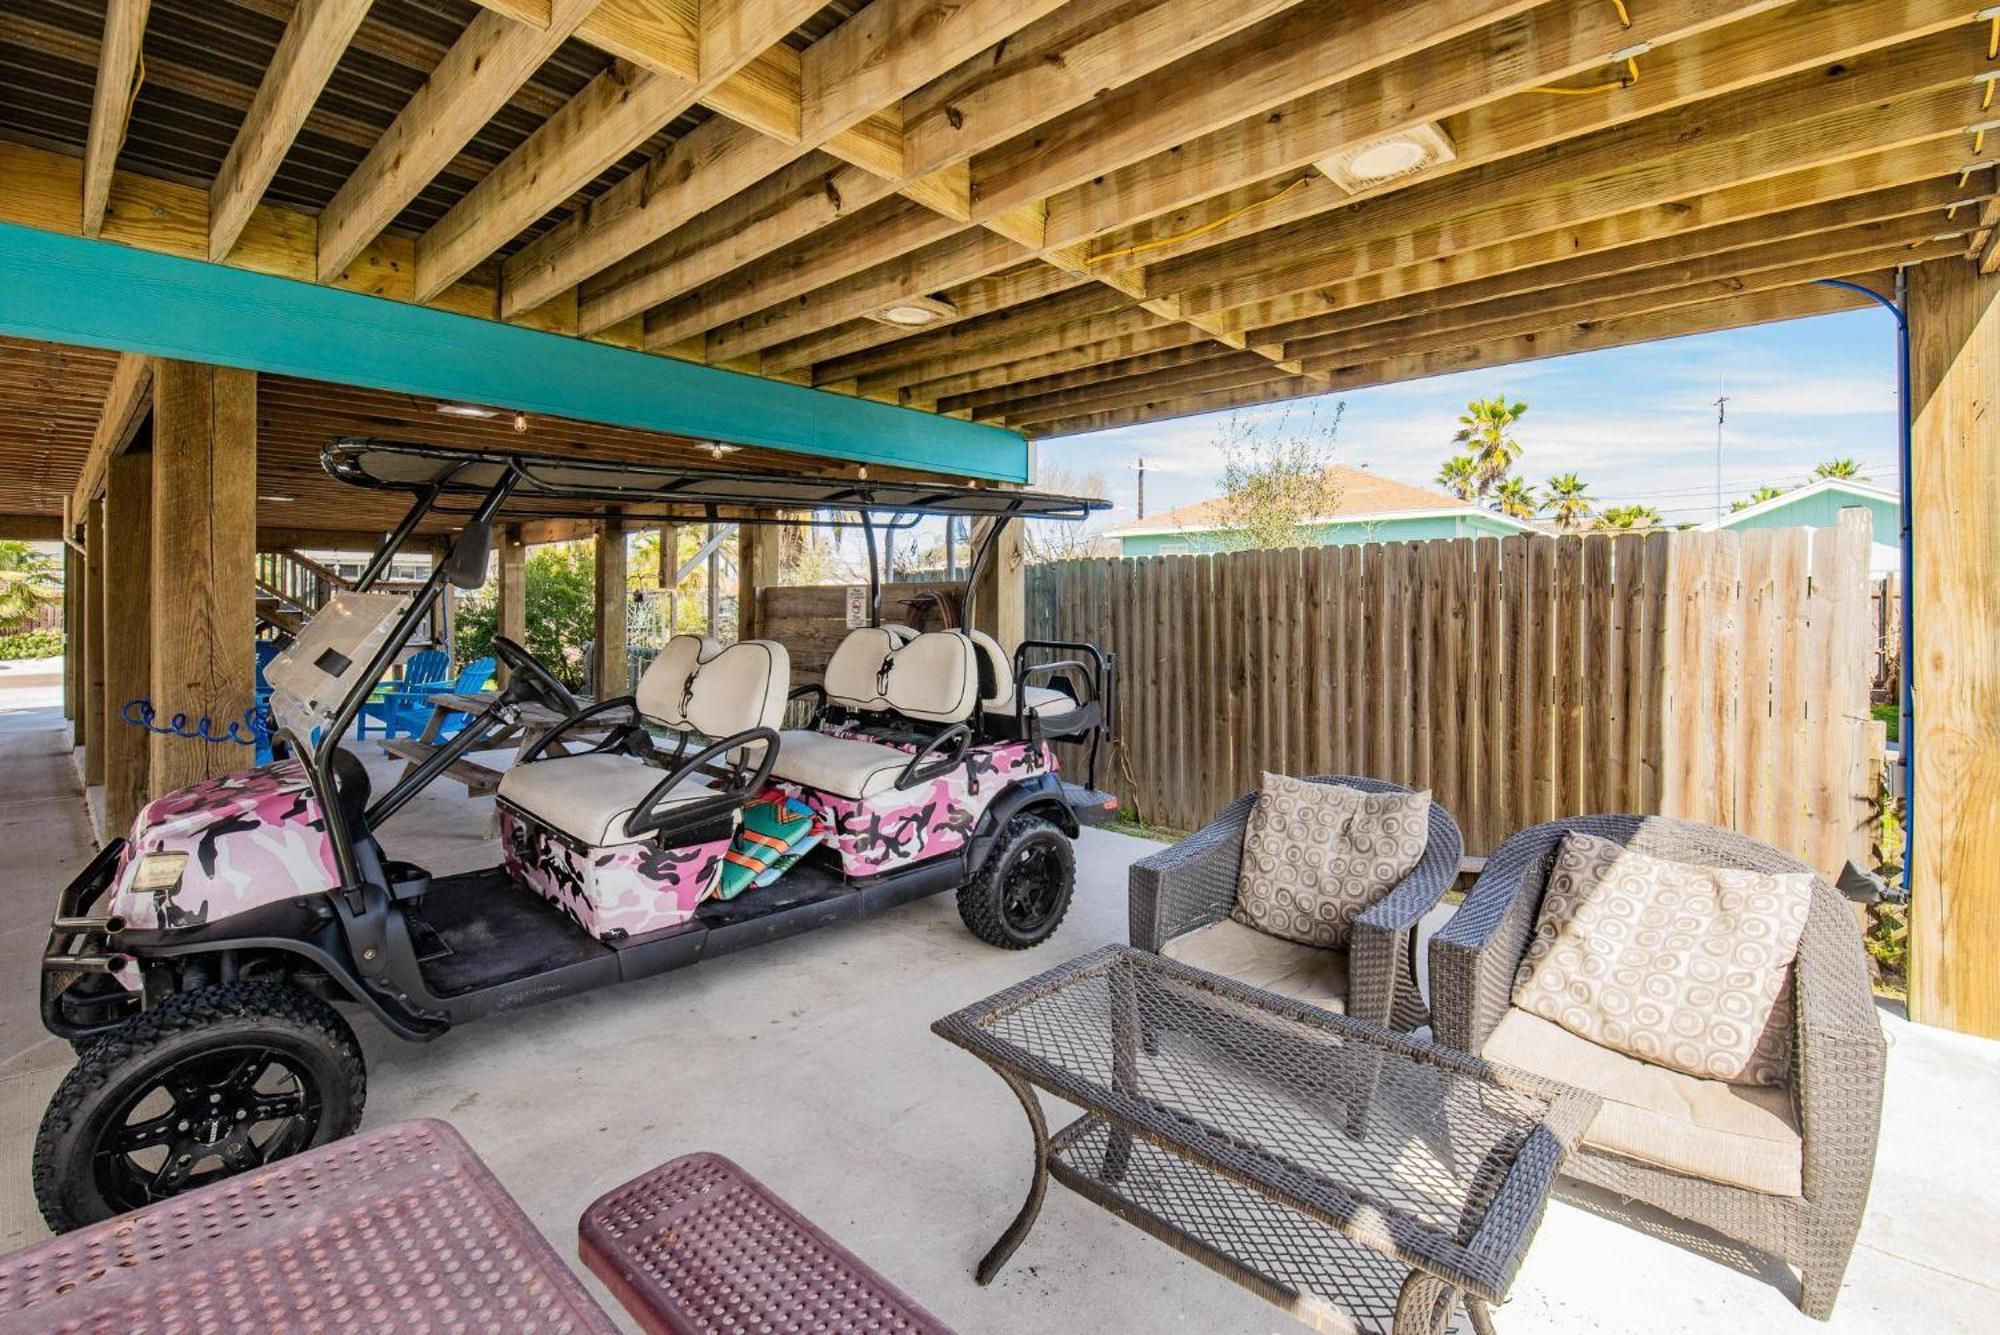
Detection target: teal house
<box><xmin>1700</xmin><ymin>478</ymin><xmax>1901</xmax><ymax>576</ymax></box>
<box><xmin>1108</xmin><ymin>466</ymin><xmax>1537</xmax><ymax>556</ymax></box>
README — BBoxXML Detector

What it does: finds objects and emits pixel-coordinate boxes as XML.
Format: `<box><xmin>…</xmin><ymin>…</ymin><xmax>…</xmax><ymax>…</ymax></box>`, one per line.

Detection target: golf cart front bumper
<box><xmin>41</xmin><ymin>838</ymin><xmax>143</xmax><ymax>1040</ymax></box>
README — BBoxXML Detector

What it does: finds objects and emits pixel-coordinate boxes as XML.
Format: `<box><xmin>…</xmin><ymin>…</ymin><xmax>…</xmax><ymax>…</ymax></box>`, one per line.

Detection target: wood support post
<box><xmin>1907</xmin><ymin>258</ymin><xmax>2000</xmax><ymax>1038</ymax></box>
<box><xmin>594</xmin><ymin>515</ymin><xmax>628</xmax><ymax>699</ymax></box>
<box><xmin>82</xmin><ymin>499</ymin><xmax>106</xmax><ymax>786</ymax></box>
<box><xmin>969</xmin><ymin>517</ymin><xmax>1026</xmax><ymax>652</ymax></box>
<box><xmin>62</xmin><ymin>542</ymin><xmax>80</xmax><ymax>730</ymax></box>
<box><xmin>496</xmin><ymin>523</ymin><xmax>526</xmax><ymax>683</ymax></box>
<box><xmin>735</xmin><ymin>521</ymin><xmax>782</xmax><ymax>641</ymax></box>
<box><xmin>150</xmin><ymin>361</ymin><xmax>257</xmax><ymax>794</ymax></box>
<box><xmin>103</xmin><ymin>448</ymin><xmax>153</xmax><ymax>832</ymax></box>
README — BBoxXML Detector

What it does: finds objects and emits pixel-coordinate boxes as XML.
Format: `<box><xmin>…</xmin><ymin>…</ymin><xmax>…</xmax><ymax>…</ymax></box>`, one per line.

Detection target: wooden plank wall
<box><xmin>1029</xmin><ymin>520</ymin><xmax>1880</xmax><ymax>874</ymax></box>
<box><xmin>759</xmin><ymin>581</ymin><xmax>967</xmax><ymax>680</ymax></box>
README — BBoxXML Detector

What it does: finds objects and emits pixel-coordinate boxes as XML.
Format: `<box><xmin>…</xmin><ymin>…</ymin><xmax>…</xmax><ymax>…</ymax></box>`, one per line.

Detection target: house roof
<box><xmin>1108</xmin><ymin>466</ymin><xmax>1536</xmax><ymax>537</ymax></box>
<box><xmin>1698</xmin><ymin>477</ymin><xmax>1900</xmax><ymax>530</ymax></box>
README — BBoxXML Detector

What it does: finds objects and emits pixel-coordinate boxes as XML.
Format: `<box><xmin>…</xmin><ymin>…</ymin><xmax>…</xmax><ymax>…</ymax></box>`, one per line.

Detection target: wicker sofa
<box><xmin>1128</xmin><ymin>775</ymin><xmax>1462</xmax><ymax>1031</ymax></box>
<box><xmin>1429</xmin><ymin>815</ymin><xmax>1886</xmax><ymax>1320</ymax></box>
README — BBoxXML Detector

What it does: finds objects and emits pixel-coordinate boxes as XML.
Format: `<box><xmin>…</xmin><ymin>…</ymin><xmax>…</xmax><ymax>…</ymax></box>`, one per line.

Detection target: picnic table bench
<box><xmin>379</xmin><ymin>691</ymin><xmax>608</xmax><ymax>796</ymax></box>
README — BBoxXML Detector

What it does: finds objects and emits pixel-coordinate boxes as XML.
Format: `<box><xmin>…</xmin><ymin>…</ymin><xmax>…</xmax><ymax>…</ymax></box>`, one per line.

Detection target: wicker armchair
<box><xmin>1128</xmin><ymin>775</ymin><xmax>1463</xmax><ymax>1031</ymax></box>
<box><xmin>1429</xmin><ymin>815</ymin><xmax>1886</xmax><ymax>1320</ymax></box>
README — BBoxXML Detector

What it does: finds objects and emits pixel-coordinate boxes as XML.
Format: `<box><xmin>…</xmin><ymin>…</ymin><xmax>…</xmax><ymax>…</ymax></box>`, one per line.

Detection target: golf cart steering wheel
<box><xmin>491</xmin><ymin>636</ymin><xmax>578</xmax><ymax>716</ymax></box>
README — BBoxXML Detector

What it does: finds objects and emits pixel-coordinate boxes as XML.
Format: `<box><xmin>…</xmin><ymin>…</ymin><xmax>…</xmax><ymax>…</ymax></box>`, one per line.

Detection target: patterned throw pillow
<box><xmin>1511</xmin><ymin>831</ymin><xmax>1811</xmax><ymax>1087</ymax></box>
<box><xmin>1230</xmin><ymin>775</ymin><xmax>1431</xmax><ymax>950</ymax></box>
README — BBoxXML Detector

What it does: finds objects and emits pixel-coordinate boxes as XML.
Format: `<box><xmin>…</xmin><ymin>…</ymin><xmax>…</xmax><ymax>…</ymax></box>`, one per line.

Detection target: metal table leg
<box><xmin>975</xmin><ymin>1066</ymin><xmax>1050</xmax><ymax>1286</ymax></box>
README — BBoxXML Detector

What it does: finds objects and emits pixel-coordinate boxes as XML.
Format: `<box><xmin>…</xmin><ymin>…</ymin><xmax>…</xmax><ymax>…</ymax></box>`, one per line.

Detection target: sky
<box><xmin>1034</xmin><ymin>308</ymin><xmax>1904</xmax><ymax>533</ymax></box>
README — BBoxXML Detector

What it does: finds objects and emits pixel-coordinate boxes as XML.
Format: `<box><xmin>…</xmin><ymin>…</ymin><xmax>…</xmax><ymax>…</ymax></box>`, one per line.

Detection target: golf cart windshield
<box><xmin>264</xmin><ymin>591</ymin><xmax>411</xmax><ymax>743</ymax></box>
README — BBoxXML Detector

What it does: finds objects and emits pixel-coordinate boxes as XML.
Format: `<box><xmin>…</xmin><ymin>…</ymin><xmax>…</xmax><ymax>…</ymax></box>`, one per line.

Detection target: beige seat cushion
<box><xmin>1231</xmin><ymin>774</ymin><xmax>1430</xmax><ymax>949</ymax></box>
<box><xmin>1160</xmin><ymin>919</ymin><xmax>1348</xmax><ymax>1013</ymax></box>
<box><xmin>1511</xmin><ymin>831</ymin><xmax>1811</xmax><ymax>1086</ymax></box>
<box><xmin>1485</xmin><ymin>1007</ymin><xmax>1802</xmax><ymax>1197</ymax></box>
<box><xmin>770</xmin><ymin>730</ymin><xmax>910</xmax><ymax>800</ymax></box>
<box><xmin>498</xmin><ymin>752</ymin><xmax>712</xmax><ymax>847</ymax></box>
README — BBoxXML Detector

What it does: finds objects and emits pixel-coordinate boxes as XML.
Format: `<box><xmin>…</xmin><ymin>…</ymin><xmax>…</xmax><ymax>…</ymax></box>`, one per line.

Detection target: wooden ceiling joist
<box><xmin>81</xmin><ymin>0</ymin><xmax>152</xmax><ymax>238</ymax></box>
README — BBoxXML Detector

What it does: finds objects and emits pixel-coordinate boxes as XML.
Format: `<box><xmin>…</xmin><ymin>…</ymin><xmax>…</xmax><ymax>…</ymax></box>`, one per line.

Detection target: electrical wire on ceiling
<box><xmin>1530</xmin><ymin>0</ymin><xmax>1643</xmax><ymax>97</ymax></box>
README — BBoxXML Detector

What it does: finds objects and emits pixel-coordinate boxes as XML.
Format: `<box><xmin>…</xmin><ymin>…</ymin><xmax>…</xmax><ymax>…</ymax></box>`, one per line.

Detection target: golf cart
<box><xmin>34</xmin><ymin>439</ymin><xmax>1116</xmax><ymax>1230</ymax></box>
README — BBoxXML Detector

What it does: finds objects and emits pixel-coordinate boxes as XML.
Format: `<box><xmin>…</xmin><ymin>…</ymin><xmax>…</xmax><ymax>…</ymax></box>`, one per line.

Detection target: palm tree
<box><xmin>1494</xmin><ymin>475</ymin><xmax>1539</xmax><ymax>520</ymax></box>
<box><xmin>0</xmin><ymin>542</ymin><xmax>58</xmax><ymax>633</ymax></box>
<box><xmin>1730</xmin><ymin>485</ymin><xmax>1786</xmax><ymax>513</ymax></box>
<box><xmin>1452</xmin><ymin>396</ymin><xmax>1529</xmax><ymax>498</ymax></box>
<box><xmin>1541</xmin><ymin>472</ymin><xmax>1593</xmax><ymax>531</ymax></box>
<box><xmin>1594</xmin><ymin>504</ymin><xmax>1661</xmax><ymax>531</ymax></box>
<box><xmin>1435</xmin><ymin>453</ymin><xmax>1478</xmax><ymax>502</ymax></box>
<box><xmin>1812</xmin><ymin>457</ymin><xmax>1863</xmax><ymax>480</ymax></box>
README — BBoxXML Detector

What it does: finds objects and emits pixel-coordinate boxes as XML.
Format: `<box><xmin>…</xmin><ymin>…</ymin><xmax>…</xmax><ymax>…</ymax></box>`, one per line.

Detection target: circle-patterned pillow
<box><xmin>1510</xmin><ymin>831</ymin><xmax>1810</xmax><ymax>1087</ymax></box>
<box><xmin>1231</xmin><ymin>775</ymin><xmax>1430</xmax><ymax>950</ymax></box>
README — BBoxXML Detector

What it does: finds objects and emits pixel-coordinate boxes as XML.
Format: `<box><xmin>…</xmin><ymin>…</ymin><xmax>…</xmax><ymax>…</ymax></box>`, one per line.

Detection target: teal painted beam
<box><xmin>0</xmin><ymin>222</ymin><xmax>1029</xmax><ymax>483</ymax></box>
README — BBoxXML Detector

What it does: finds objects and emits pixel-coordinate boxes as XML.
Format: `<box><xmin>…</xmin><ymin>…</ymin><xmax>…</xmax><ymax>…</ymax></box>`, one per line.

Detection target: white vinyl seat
<box><xmin>497</xmin><ymin>752</ymin><xmax>714</xmax><ymax>846</ymax></box>
<box><xmin>774</xmin><ymin>628</ymin><xmax>978</xmax><ymax>799</ymax></box>
<box><xmin>967</xmin><ymin>629</ymin><xmax>1081</xmax><ymax>720</ymax></box>
<box><xmin>499</xmin><ymin>634</ymin><xmax>789</xmax><ymax>843</ymax></box>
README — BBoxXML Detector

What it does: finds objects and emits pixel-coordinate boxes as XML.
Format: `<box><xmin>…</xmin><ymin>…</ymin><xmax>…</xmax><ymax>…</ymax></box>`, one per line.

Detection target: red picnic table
<box><xmin>0</xmin><ymin>1118</ymin><xmax>616</xmax><ymax>1333</ymax></box>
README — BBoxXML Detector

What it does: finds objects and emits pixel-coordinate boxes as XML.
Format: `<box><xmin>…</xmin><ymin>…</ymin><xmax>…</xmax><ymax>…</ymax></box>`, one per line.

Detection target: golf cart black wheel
<box><xmin>33</xmin><ymin>980</ymin><xmax>365</xmax><ymax>1233</ymax></box>
<box><xmin>958</xmin><ymin>813</ymin><xmax>1076</xmax><ymax>950</ymax></box>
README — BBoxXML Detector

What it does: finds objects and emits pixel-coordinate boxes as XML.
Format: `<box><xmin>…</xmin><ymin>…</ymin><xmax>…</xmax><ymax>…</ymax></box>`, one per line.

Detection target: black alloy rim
<box><xmin>1001</xmin><ymin>838</ymin><xmax>1065</xmax><ymax>933</ymax></box>
<box><xmin>92</xmin><ymin>1045</ymin><xmax>322</xmax><ymax>1214</ymax></box>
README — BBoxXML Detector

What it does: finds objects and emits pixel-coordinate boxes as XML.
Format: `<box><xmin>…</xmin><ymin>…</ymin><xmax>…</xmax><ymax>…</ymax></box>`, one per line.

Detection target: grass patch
<box><xmin>1106</xmin><ymin>813</ymin><xmax>1191</xmax><ymax>844</ymax></box>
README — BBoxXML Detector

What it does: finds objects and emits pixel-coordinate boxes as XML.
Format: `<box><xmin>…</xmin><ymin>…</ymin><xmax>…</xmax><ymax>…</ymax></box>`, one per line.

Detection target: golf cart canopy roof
<box><xmin>324</xmin><ymin>438</ymin><xmax>1108</xmax><ymax>524</ymax></box>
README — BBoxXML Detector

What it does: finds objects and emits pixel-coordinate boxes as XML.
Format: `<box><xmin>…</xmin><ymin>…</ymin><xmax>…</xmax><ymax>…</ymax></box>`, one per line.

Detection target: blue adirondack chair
<box><xmin>253</xmin><ymin>641</ymin><xmax>282</xmax><ymax>763</ymax></box>
<box><xmin>431</xmin><ymin>656</ymin><xmax>498</xmax><ymax>741</ymax></box>
<box><xmin>357</xmin><ymin>648</ymin><xmax>451</xmax><ymax>739</ymax></box>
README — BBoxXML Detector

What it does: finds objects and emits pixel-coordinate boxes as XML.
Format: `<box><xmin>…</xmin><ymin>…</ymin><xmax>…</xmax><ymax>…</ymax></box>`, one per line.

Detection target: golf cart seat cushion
<box><xmin>632</xmin><ymin>634</ymin><xmax>721</xmax><ymax>727</ymax></box>
<box><xmin>968</xmin><ymin>630</ymin><xmax>1080</xmax><ymax>719</ymax></box>
<box><xmin>822</xmin><ymin>628</ymin><xmax>979</xmax><ymax>724</ymax></box>
<box><xmin>498</xmin><ymin>752</ymin><xmax>713</xmax><ymax>847</ymax></box>
<box><xmin>769</xmin><ymin>731</ymin><xmax>910</xmax><ymax>800</ymax></box>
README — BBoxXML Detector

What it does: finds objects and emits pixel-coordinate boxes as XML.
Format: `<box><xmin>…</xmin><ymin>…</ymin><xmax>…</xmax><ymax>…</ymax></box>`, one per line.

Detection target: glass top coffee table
<box><xmin>933</xmin><ymin>945</ymin><xmax>1598</xmax><ymax>1335</ymax></box>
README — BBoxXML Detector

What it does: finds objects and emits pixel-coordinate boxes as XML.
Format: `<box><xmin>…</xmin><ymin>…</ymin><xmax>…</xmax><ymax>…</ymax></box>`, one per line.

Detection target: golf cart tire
<box><xmin>957</xmin><ymin>812</ymin><xmax>1076</xmax><ymax>950</ymax></box>
<box><xmin>33</xmin><ymin>980</ymin><xmax>366</xmax><ymax>1233</ymax></box>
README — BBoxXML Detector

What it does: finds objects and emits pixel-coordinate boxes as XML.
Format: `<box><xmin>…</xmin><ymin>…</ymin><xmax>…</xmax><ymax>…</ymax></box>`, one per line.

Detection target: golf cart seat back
<box><xmin>632</xmin><ymin>634</ymin><xmax>721</xmax><ymax>728</ymax></box>
<box><xmin>966</xmin><ymin>631</ymin><xmax>1076</xmax><ymax>721</ymax></box>
<box><xmin>771</xmin><ymin>630</ymin><xmax>978</xmax><ymax>801</ymax></box>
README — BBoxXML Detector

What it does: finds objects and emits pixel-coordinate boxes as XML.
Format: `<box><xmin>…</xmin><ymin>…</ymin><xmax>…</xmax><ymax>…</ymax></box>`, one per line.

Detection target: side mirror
<box><xmin>443</xmin><ymin>520</ymin><xmax>492</xmax><ymax>589</ymax></box>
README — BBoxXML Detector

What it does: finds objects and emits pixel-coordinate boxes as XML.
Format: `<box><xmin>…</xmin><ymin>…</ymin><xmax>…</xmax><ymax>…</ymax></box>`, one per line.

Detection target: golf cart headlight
<box><xmin>131</xmin><ymin>852</ymin><xmax>188</xmax><ymax>893</ymax></box>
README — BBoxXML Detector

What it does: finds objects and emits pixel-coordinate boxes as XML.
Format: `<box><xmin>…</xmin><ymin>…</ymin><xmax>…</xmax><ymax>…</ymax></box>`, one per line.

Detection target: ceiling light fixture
<box><xmin>258</xmin><ymin>494</ymin><xmax>296</xmax><ymax>503</ymax></box>
<box><xmin>708</xmin><ymin>443</ymin><xmax>741</xmax><ymax>459</ymax></box>
<box><xmin>434</xmin><ymin>402</ymin><xmax>501</xmax><ymax>420</ymax></box>
<box><xmin>868</xmin><ymin>295</ymin><xmax>958</xmax><ymax>327</ymax></box>
<box><xmin>1316</xmin><ymin>124</ymin><xmax>1457</xmax><ymax>193</ymax></box>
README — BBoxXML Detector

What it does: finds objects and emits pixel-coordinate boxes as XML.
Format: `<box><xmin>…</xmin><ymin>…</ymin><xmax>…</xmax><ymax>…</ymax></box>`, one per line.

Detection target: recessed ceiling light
<box><xmin>1316</xmin><ymin>124</ymin><xmax>1457</xmax><ymax>193</ymax></box>
<box><xmin>435</xmin><ymin>402</ymin><xmax>501</xmax><ymax>419</ymax></box>
<box><xmin>708</xmin><ymin>443</ymin><xmax>741</xmax><ymax>458</ymax></box>
<box><xmin>258</xmin><ymin>494</ymin><xmax>296</xmax><ymax>503</ymax></box>
<box><xmin>868</xmin><ymin>295</ymin><xmax>958</xmax><ymax>327</ymax></box>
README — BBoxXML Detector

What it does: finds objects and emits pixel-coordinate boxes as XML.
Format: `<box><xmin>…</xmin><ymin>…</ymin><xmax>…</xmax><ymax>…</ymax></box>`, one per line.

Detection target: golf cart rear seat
<box><xmin>772</xmin><ymin>629</ymin><xmax>976</xmax><ymax>800</ymax></box>
<box><xmin>499</xmin><ymin>634</ymin><xmax>788</xmax><ymax>847</ymax></box>
<box><xmin>965</xmin><ymin>630</ymin><xmax>1106</xmax><ymax>742</ymax></box>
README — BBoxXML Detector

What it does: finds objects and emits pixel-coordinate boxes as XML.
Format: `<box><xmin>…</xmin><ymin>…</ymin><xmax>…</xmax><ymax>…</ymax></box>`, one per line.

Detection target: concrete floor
<box><xmin>0</xmin><ymin>662</ymin><xmax>1994</xmax><ymax>1332</ymax></box>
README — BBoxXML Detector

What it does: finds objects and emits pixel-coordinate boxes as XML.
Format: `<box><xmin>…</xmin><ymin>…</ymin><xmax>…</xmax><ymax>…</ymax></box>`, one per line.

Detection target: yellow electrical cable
<box><xmin>1990</xmin><ymin>14</ymin><xmax>1998</xmax><ymax>60</ymax></box>
<box><xmin>1529</xmin><ymin>0</ymin><xmax>1640</xmax><ymax>97</ymax></box>
<box><xmin>1086</xmin><ymin>177</ymin><xmax>1311</xmax><ymax>266</ymax></box>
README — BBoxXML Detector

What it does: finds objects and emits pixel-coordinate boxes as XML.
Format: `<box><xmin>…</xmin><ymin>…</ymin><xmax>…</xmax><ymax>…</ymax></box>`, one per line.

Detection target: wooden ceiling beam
<box><xmin>502</xmin><ymin>0</ymin><xmax>1069</xmax><ymax>316</ymax></box>
<box><xmin>909</xmin><ymin>325</ymin><xmax>1216</xmax><ymax>411</ymax></box>
<box><xmin>209</xmin><ymin>0</ymin><xmax>375</xmax><ymax>263</ymax></box>
<box><xmin>70</xmin><ymin>354</ymin><xmax>153</xmax><ymax>526</ymax></box>
<box><xmin>1165</xmin><ymin>76</ymin><xmax>1980</xmax><ymax>315</ymax></box>
<box><xmin>1263</xmin><ymin>178</ymin><xmax>1975</xmax><ymax>350</ymax></box>
<box><xmin>969</xmin><ymin>0</ymin><xmax>1542</xmax><ymax>223</ymax></box>
<box><xmin>316</xmin><ymin>0</ymin><xmax>599</xmax><ymax>283</ymax></box>
<box><xmin>1064</xmin><ymin>0</ymin><xmax>1966</xmax><ymax>266</ymax></box>
<box><xmin>1287</xmin><ymin>231</ymin><xmax>1965</xmax><ymax>372</ymax></box>
<box><xmin>969</xmin><ymin>345</ymin><xmax>1281</xmax><ymax>423</ymax></box>
<box><xmin>82</xmin><ymin>0</ymin><xmax>152</xmax><ymax>238</ymax></box>
<box><xmin>847</xmin><ymin>303</ymin><xmax>1173</xmax><ymax>398</ymax></box>
<box><xmin>756</xmin><ymin>260</ymin><xmax>1092</xmax><ymax>376</ymax></box>
<box><xmin>578</xmin><ymin>0</ymin><xmax>1302</xmax><ymax>331</ymax></box>
<box><xmin>1025</xmin><ymin>272</ymin><xmax>1890</xmax><ymax>437</ymax></box>
<box><xmin>1221</xmin><ymin>146</ymin><xmax>1980</xmax><ymax>338</ymax></box>
<box><xmin>417</xmin><ymin>1</ymin><xmax>828</xmax><ymax>303</ymax></box>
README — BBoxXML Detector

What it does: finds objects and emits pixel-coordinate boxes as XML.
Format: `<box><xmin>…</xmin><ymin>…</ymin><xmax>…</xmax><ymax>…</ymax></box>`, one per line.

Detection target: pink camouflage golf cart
<box><xmin>34</xmin><ymin>439</ymin><xmax>1116</xmax><ymax>1230</ymax></box>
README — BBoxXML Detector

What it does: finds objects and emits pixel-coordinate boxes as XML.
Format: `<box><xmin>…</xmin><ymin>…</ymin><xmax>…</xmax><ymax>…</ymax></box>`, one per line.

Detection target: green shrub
<box><xmin>0</xmin><ymin>629</ymin><xmax>64</xmax><ymax>660</ymax></box>
<box><xmin>452</xmin><ymin>543</ymin><xmax>596</xmax><ymax>688</ymax></box>
<box><xmin>1870</xmin><ymin>701</ymin><xmax>1899</xmax><ymax>744</ymax></box>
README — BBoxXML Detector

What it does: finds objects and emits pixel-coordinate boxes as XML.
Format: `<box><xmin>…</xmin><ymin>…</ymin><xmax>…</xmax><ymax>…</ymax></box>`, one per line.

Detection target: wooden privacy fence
<box><xmin>1028</xmin><ymin>510</ymin><xmax>1882</xmax><ymax>876</ymax></box>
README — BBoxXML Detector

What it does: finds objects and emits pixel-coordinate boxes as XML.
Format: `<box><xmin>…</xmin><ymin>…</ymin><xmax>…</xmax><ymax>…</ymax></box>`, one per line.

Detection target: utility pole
<box><xmin>1134</xmin><ymin>456</ymin><xmax>1148</xmax><ymax>519</ymax></box>
<box><xmin>1712</xmin><ymin>394</ymin><xmax>1730</xmax><ymax>520</ymax></box>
